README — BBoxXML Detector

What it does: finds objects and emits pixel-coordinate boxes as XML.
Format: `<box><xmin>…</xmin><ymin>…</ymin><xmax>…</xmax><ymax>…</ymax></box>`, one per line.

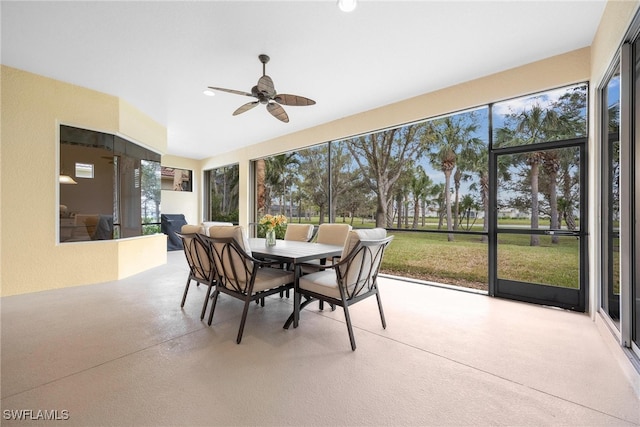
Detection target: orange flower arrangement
<box><xmin>259</xmin><ymin>214</ymin><xmax>287</xmax><ymax>239</ymax></box>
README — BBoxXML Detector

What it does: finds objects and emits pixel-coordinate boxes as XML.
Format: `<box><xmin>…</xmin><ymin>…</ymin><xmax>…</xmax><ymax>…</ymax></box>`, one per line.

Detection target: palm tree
<box><xmin>265</xmin><ymin>153</ymin><xmax>298</xmax><ymax>214</ymax></box>
<box><xmin>453</xmin><ymin>139</ymin><xmax>483</xmax><ymax>230</ymax></box>
<box><xmin>426</xmin><ymin>116</ymin><xmax>480</xmax><ymax>241</ymax></box>
<box><xmin>496</xmin><ymin>103</ymin><xmax>561</xmax><ymax>246</ymax></box>
<box><xmin>466</xmin><ymin>148</ymin><xmax>500</xmax><ymax>243</ymax></box>
<box><xmin>393</xmin><ymin>166</ymin><xmax>414</xmax><ymax>228</ymax></box>
<box><xmin>458</xmin><ymin>194</ymin><xmax>479</xmax><ymax>231</ymax></box>
<box><xmin>430</xmin><ymin>183</ymin><xmax>447</xmax><ymax>230</ymax></box>
<box><xmin>410</xmin><ymin>165</ymin><xmax>433</xmax><ymax>229</ymax></box>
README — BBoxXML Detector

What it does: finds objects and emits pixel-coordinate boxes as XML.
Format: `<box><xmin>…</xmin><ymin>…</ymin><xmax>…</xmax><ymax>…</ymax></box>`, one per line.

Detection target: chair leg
<box><xmin>280</xmin><ymin>289</ymin><xmax>290</xmax><ymax>298</ymax></box>
<box><xmin>180</xmin><ymin>278</ymin><xmax>191</xmax><ymax>307</ymax></box>
<box><xmin>207</xmin><ymin>289</ymin><xmax>220</xmax><ymax>326</ymax></box>
<box><xmin>375</xmin><ymin>289</ymin><xmax>386</xmax><ymax>329</ymax></box>
<box><xmin>200</xmin><ymin>284</ymin><xmax>213</xmax><ymax>320</ymax></box>
<box><xmin>342</xmin><ymin>304</ymin><xmax>357</xmax><ymax>351</ymax></box>
<box><xmin>293</xmin><ymin>290</ymin><xmax>301</xmax><ymax>328</ymax></box>
<box><xmin>236</xmin><ymin>298</ymin><xmax>252</xmax><ymax>344</ymax></box>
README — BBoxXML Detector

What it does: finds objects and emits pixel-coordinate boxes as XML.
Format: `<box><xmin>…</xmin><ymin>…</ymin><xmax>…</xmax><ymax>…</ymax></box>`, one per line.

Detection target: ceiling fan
<box><xmin>207</xmin><ymin>54</ymin><xmax>315</xmax><ymax>123</ymax></box>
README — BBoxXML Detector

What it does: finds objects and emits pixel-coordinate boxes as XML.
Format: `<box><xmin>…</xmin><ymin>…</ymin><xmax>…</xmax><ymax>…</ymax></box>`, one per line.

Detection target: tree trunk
<box><xmin>396</xmin><ymin>193</ymin><xmax>402</xmax><ymax>229</ymax></box>
<box><xmin>375</xmin><ymin>196</ymin><xmax>387</xmax><ymax>228</ymax></box>
<box><xmin>481</xmin><ymin>172</ymin><xmax>488</xmax><ymax>243</ymax></box>
<box><xmin>549</xmin><ymin>170</ymin><xmax>559</xmax><ymax>244</ymax></box>
<box><xmin>404</xmin><ymin>195</ymin><xmax>409</xmax><ymax>228</ymax></box>
<box><xmin>256</xmin><ymin>159</ymin><xmax>266</xmax><ymax>216</ymax></box>
<box><xmin>530</xmin><ymin>162</ymin><xmax>540</xmax><ymax>246</ymax></box>
<box><xmin>444</xmin><ymin>170</ymin><xmax>454</xmax><ymax>241</ymax></box>
<box><xmin>318</xmin><ymin>204</ymin><xmax>326</xmax><ymax>225</ymax></box>
<box><xmin>453</xmin><ymin>168</ymin><xmax>461</xmax><ymax>231</ymax></box>
<box><xmin>412</xmin><ymin>195</ymin><xmax>420</xmax><ymax>229</ymax></box>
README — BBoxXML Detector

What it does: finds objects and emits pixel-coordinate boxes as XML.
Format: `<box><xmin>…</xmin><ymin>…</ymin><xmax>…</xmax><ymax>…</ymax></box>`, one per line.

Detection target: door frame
<box><xmin>488</xmin><ymin>137</ymin><xmax>589</xmax><ymax>312</ymax></box>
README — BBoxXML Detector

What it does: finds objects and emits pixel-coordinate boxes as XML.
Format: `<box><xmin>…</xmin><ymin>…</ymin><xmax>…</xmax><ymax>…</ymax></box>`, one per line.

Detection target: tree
<box><xmin>393</xmin><ymin>166</ymin><xmax>414</xmax><ymax>228</ymax></box>
<box><xmin>431</xmin><ymin>183</ymin><xmax>447</xmax><ymax>230</ymax></box>
<box><xmin>209</xmin><ymin>164</ymin><xmax>239</xmax><ymax>222</ymax></box>
<box><xmin>264</xmin><ymin>153</ymin><xmax>298</xmax><ymax>215</ymax></box>
<box><xmin>410</xmin><ymin>165</ymin><xmax>433</xmax><ymax>229</ymax></box>
<box><xmin>426</xmin><ymin>115</ymin><xmax>481</xmax><ymax>241</ymax></box>
<box><xmin>345</xmin><ymin>123</ymin><xmax>426</xmax><ymax>227</ymax></box>
<box><xmin>330</xmin><ymin>143</ymin><xmax>360</xmax><ymax>222</ymax></box>
<box><xmin>255</xmin><ymin>159</ymin><xmax>266</xmax><ymax>216</ymax></box>
<box><xmin>457</xmin><ymin>194</ymin><xmax>480</xmax><ymax>231</ymax></box>
<box><xmin>140</xmin><ymin>160</ymin><xmax>161</xmax><ymax>223</ymax></box>
<box><xmin>495</xmin><ymin>103</ymin><xmax>562</xmax><ymax>246</ymax></box>
<box><xmin>298</xmin><ymin>146</ymin><xmax>330</xmax><ymax>224</ymax></box>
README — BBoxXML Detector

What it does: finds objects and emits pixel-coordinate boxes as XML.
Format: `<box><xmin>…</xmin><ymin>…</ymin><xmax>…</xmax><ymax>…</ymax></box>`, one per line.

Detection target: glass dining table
<box><xmin>248</xmin><ymin>237</ymin><xmax>344</xmax><ymax>328</ymax></box>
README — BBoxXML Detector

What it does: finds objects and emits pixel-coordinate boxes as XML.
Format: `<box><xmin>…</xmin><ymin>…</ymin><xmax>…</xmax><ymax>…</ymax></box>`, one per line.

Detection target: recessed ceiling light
<box><xmin>203</xmin><ymin>89</ymin><xmax>215</xmax><ymax>96</ymax></box>
<box><xmin>337</xmin><ymin>0</ymin><xmax>357</xmax><ymax>13</ymax></box>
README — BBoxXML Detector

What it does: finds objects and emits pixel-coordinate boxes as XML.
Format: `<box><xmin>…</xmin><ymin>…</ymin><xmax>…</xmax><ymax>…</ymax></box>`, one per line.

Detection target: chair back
<box><xmin>284</xmin><ymin>223</ymin><xmax>315</xmax><ymax>242</ymax></box>
<box><xmin>206</xmin><ymin>226</ymin><xmax>255</xmax><ymax>294</ymax></box>
<box><xmin>181</xmin><ymin>224</ymin><xmax>206</xmax><ymax>235</ymax></box>
<box><xmin>176</xmin><ymin>231</ymin><xmax>214</xmax><ymax>283</ymax></box>
<box><xmin>315</xmin><ymin>223</ymin><xmax>352</xmax><ymax>246</ymax></box>
<box><xmin>337</xmin><ymin>228</ymin><xmax>393</xmax><ymax>299</ymax></box>
<box><xmin>202</xmin><ymin>221</ymin><xmax>234</xmax><ymax>236</ymax></box>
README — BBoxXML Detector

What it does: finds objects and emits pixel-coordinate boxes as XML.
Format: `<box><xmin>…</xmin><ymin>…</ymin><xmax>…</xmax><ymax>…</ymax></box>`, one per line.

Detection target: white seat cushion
<box><xmin>252</xmin><ymin>268</ymin><xmax>294</xmax><ymax>293</ymax></box>
<box><xmin>298</xmin><ymin>270</ymin><xmax>341</xmax><ymax>299</ymax></box>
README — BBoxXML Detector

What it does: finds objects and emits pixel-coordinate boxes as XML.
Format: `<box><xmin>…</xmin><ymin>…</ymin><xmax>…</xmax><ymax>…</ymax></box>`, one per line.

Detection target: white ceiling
<box><xmin>1</xmin><ymin>1</ymin><xmax>607</xmax><ymax>160</ymax></box>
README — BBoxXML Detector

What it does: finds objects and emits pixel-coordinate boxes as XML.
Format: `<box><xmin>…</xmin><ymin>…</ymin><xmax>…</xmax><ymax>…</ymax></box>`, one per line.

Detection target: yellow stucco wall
<box><xmin>1</xmin><ymin>66</ymin><xmax>167</xmax><ymax>296</ymax></box>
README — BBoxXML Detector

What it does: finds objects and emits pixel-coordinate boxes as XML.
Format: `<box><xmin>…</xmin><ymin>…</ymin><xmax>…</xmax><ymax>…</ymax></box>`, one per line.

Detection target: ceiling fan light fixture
<box><xmin>202</xmin><ymin>89</ymin><xmax>216</xmax><ymax>96</ymax></box>
<box><xmin>337</xmin><ymin>0</ymin><xmax>357</xmax><ymax>13</ymax></box>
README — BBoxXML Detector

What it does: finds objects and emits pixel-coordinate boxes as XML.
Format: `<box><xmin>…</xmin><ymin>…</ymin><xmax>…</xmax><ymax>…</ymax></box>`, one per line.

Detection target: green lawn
<box><xmin>285</xmin><ymin>217</ymin><xmax>581</xmax><ymax>291</ymax></box>
<box><xmin>381</xmin><ymin>231</ymin><xmax>580</xmax><ymax>291</ymax></box>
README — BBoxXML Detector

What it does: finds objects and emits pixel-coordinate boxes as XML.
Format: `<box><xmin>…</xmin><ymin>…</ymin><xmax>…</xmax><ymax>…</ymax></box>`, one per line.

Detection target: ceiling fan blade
<box><xmin>267</xmin><ymin>102</ymin><xmax>289</xmax><ymax>123</ymax></box>
<box><xmin>274</xmin><ymin>94</ymin><xmax>316</xmax><ymax>106</ymax></box>
<box><xmin>233</xmin><ymin>101</ymin><xmax>259</xmax><ymax>116</ymax></box>
<box><xmin>208</xmin><ymin>86</ymin><xmax>253</xmax><ymax>97</ymax></box>
<box><xmin>257</xmin><ymin>75</ymin><xmax>276</xmax><ymax>97</ymax></box>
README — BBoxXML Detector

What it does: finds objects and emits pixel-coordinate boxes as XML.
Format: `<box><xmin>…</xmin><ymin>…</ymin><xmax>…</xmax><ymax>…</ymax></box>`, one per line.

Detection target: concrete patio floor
<box><xmin>1</xmin><ymin>251</ymin><xmax>638</xmax><ymax>426</ymax></box>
